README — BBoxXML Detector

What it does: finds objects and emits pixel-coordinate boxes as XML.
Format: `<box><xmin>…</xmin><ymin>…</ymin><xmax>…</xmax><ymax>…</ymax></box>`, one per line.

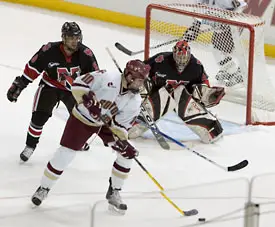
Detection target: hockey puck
<box><xmin>198</xmin><ymin>218</ymin><xmax>206</xmax><ymax>222</ymax></box>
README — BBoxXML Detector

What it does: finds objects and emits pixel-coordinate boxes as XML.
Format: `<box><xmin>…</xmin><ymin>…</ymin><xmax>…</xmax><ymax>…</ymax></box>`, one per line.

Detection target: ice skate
<box><xmin>106</xmin><ymin>179</ymin><xmax>127</xmax><ymax>215</ymax></box>
<box><xmin>20</xmin><ymin>146</ymin><xmax>35</xmax><ymax>162</ymax></box>
<box><xmin>31</xmin><ymin>186</ymin><xmax>50</xmax><ymax>206</ymax></box>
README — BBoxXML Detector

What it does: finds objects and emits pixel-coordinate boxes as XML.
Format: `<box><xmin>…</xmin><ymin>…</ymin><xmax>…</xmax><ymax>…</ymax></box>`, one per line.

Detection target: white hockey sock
<box><xmin>41</xmin><ymin>146</ymin><xmax>76</xmax><ymax>189</ymax></box>
<box><xmin>111</xmin><ymin>153</ymin><xmax>133</xmax><ymax>189</ymax></box>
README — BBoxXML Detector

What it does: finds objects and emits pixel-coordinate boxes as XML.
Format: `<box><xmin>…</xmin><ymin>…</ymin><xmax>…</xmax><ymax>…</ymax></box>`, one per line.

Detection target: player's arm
<box><xmin>71</xmin><ymin>71</ymin><xmax>105</xmax><ymax>119</ymax></box>
<box><xmin>7</xmin><ymin>43</ymin><xmax>52</xmax><ymax>102</ymax></box>
<box><xmin>182</xmin><ymin>19</ymin><xmax>202</xmax><ymax>42</ymax></box>
<box><xmin>143</xmin><ymin>52</ymin><xmax>169</xmax><ymax>94</ymax></box>
<box><xmin>80</xmin><ymin>46</ymin><xmax>100</xmax><ymax>75</ymax></box>
<box><xmin>108</xmin><ymin>99</ymin><xmax>141</xmax><ymax>159</ymax></box>
<box><xmin>71</xmin><ymin>70</ymin><xmax>103</xmax><ymax>104</ymax></box>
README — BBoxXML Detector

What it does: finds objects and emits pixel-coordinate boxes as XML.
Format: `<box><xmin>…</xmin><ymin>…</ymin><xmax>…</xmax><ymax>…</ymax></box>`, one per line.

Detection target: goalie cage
<box><xmin>145</xmin><ymin>3</ymin><xmax>275</xmax><ymax>125</ymax></box>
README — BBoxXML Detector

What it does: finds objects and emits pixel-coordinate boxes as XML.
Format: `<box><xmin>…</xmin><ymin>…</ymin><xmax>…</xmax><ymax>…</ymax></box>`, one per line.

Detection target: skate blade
<box><xmin>108</xmin><ymin>204</ymin><xmax>126</xmax><ymax>216</ymax></box>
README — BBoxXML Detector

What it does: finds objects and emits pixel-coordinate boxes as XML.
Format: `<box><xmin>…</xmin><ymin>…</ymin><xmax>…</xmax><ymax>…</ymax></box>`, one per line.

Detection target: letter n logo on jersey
<box><xmin>57</xmin><ymin>66</ymin><xmax>80</xmax><ymax>88</ymax></box>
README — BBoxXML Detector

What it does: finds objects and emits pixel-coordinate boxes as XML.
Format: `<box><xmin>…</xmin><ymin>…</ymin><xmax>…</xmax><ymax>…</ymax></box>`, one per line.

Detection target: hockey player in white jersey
<box><xmin>31</xmin><ymin>60</ymin><xmax>151</xmax><ymax>214</ymax></box>
<box><xmin>183</xmin><ymin>0</ymin><xmax>247</xmax><ymax>86</ymax></box>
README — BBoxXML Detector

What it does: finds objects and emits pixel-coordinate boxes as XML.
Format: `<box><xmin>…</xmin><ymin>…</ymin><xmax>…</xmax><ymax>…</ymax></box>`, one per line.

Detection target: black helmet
<box><xmin>61</xmin><ymin>22</ymin><xmax>82</xmax><ymax>37</ymax></box>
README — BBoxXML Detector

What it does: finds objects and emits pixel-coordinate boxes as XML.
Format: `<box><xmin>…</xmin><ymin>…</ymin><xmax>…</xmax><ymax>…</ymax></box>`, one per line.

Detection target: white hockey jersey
<box><xmin>197</xmin><ymin>0</ymin><xmax>247</xmax><ymax>12</ymax></box>
<box><xmin>71</xmin><ymin>69</ymin><xmax>142</xmax><ymax>140</ymax></box>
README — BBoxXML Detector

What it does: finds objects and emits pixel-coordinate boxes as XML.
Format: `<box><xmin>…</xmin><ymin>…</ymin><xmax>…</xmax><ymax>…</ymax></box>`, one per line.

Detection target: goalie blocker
<box><xmin>129</xmin><ymin>84</ymin><xmax>224</xmax><ymax>143</ymax></box>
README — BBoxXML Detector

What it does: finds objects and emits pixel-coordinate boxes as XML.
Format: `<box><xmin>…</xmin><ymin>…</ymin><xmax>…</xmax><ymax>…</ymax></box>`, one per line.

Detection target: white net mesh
<box><xmin>146</xmin><ymin>3</ymin><xmax>275</xmax><ymax>124</ymax></box>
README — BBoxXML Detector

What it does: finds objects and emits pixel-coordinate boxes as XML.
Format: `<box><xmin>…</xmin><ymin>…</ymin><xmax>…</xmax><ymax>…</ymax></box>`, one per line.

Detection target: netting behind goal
<box><xmin>145</xmin><ymin>3</ymin><xmax>275</xmax><ymax>125</ymax></box>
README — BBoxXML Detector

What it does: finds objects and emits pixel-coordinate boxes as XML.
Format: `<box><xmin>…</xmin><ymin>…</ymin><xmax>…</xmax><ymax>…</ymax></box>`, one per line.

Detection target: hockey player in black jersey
<box><xmin>129</xmin><ymin>40</ymin><xmax>224</xmax><ymax>143</ymax></box>
<box><xmin>7</xmin><ymin>22</ymin><xmax>99</xmax><ymax>162</ymax></box>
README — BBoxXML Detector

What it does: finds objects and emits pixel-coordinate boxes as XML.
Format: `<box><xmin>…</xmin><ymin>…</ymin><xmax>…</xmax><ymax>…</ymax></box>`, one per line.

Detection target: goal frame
<box><xmin>144</xmin><ymin>3</ymin><xmax>271</xmax><ymax>125</ymax></box>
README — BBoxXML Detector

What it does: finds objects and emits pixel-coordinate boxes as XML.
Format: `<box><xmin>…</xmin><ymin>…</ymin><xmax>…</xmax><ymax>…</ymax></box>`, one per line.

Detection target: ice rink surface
<box><xmin>1</xmin><ymin>2</ymin><xmax>275</xmax><ymax>227</ymax></box>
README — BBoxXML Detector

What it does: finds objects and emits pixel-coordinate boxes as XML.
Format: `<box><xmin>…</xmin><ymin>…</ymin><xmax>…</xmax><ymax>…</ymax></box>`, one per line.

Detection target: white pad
<box><xmin>111</xmin><ymin>152</ymin><xmax>133</xmax><ymax>189</ymax></box>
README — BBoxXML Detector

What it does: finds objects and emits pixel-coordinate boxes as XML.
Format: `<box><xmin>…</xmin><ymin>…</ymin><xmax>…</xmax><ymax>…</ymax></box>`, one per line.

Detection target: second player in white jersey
<box><xmin>72</xmin><ymin>69</ymin><xmax>143</xmax><ymax>138</ymax></box>
<box><xmin>30</xmin><ymin>59</ymin><xmax>151</xmax><ymax>214</ymax></box>
<box><xmin>183</xmin><ymin>0</ymin><xmax>248</xmax><ymax>87</ymax></box>
<box><xmin>197</xmin><ymin>0</ymin><xmax>247</xmax><ymax>11</ymax></box>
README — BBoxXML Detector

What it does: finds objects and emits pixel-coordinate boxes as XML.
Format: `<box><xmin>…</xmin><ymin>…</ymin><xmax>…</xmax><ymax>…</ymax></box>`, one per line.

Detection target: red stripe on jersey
<box><xmin>202</xmin><ymin>73</ymin><xmax>210</xmax><ymax>86</ymax></box>
<box><xmin>42</xmin><ymin>72</ymin><xmax>70</xmax><ymax>90</ymax></box>
<box><xmin>72</xmin><ymin>83</ymin><xmax>90</xmax><ymax>88</ymax></box>
<box><xmin>23</xmin><ymin>64</ymin><xmax>40</xmax><ymax>80</ymax></box>
<box><xmin>32</xmin><ymin>86</ymin><xmax>43</xmax><ymax>112</ymax></box>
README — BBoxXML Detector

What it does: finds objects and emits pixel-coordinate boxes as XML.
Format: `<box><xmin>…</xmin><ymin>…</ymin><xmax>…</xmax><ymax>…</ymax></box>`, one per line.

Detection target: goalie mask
<box><xmin>123</xmin><ymin>60</ymin><xmax>151</xmax><ymax>94</ymax></box>
<box><xmin>61</xmin><ymin>22</ymin><xmax>83</xmax><ymax>52</ymax></box>
<box><xmin>173</xmin><ymin>40</ymin><xmax>191</xmax><ymax>72</ymax></box>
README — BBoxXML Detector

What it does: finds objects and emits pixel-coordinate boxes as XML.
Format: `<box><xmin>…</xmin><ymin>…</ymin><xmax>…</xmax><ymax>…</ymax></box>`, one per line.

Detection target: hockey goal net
<box><xmin>145</xmin><ymin>3</ymin><xmax>275</xmax><ymax>125</ymax></box>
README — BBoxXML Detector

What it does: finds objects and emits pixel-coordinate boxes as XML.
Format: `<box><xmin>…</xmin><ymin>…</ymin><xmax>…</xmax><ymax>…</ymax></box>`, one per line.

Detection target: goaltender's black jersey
<box><xmin>22</xmin><ymin>41</ymin><xmax>99</xmax><ymax>91</ymax></box>
<box><xmin>144</xmin><ymin>52</ymin><xmax>209</xmax><ymax>93</ymax></box>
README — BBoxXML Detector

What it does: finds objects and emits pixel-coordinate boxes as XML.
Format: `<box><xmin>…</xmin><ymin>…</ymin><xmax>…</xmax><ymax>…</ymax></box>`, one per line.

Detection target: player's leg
<box><xmin>98</xmin><ymin>127</ymin><xmax>135</xmax><ymax>213</ymax></box>
<box><xmin>212</xmin><ymin>25</ymin><xmax>243</xmax><ymax>87</ymax></box>
<box><xmin>20</xmin><ymin>85</ymin><xmax>59</xmax><ymax>162</ymax></box>
<box><xmin>31</xmin><ymin>115</ymin><xmax>98</xmax><ymax>206</ymax></box>
<box><xmin>61</xmin><ymin>91</ymin><xmax>90</xmax><ymax>151</ymax></box>
<box><xmin>175</xmin><ymin>85</ymin><xmax>223</xmax><ymax>143</ymax></box>
<box><xmin>128</xmin><ymin>87</ymin><xmax>174</xmax><ymax>139</ymax></box>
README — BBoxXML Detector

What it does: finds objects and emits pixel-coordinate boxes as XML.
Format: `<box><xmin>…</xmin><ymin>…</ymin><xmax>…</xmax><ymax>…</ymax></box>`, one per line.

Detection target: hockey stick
<box><xmin>115</xmin><ymin>39</ymin><xmax>179</xmax><ymax>56</ymax></box>
<box><xmin>99</xmin><ymin>115</ymin><xmax>198</xmax><ymax>216</ymax></box>
<box><xmin>133</xmin><ymin>157</ymin><xmax>198</xmax><ymax>216</ymax></box>
<box><xmin>105</xmin><ymin>47</ymin><xmax>170</xmax><ymax>150</ymax></box>
<box><xmin>114</xmin><ymin>27</ymin><xmax>216</xmax><ymax>56</ymax></box>
<box><xmin>153</xmin><ymin>128</ymin><xmax>248</xmax><ymax>172</ymax></box>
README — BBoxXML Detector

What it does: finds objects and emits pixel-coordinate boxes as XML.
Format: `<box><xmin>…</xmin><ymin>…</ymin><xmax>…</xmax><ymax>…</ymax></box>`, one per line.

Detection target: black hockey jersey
<box><xmin>22</xmin><ymin>41</ymin><xmax>99</xmax><ymax>91</ymax></box>
<box><xmin>144</xmin><ymin>52</ymin><xmax>209</xmax><ymax>93</ymax></box>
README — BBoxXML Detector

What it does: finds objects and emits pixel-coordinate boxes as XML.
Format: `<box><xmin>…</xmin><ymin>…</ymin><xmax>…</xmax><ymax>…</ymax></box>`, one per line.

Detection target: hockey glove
<box><xmin>82</xmin><ymin>91</ymin><xmax>101</xmax><ymax>118</ymax></box>
<box><xmin>111</xmin><ymin>140</ymin><xmax>139</xmax><ymax>159</ymax></box>
<box><xmin>192</xmin><ymin>84</ymin><xmax>225</xmax><ymax>108</ymax></box>
<box><xmin>7</xmin><ymin>76</ymin><xmax>28</xmax><ymax>102</ymax></box>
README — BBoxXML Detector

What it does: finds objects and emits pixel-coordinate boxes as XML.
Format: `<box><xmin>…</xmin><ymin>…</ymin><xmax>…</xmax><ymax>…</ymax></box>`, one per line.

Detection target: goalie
<box><xmin>183</xmin><ymin>0</ymin><xmax>247</xmax><ymax>87</ymax></box>
<box><xmin>128</xmin><ymin>41</ymin><xmax>224</xmax><ymax>144</ymax></box>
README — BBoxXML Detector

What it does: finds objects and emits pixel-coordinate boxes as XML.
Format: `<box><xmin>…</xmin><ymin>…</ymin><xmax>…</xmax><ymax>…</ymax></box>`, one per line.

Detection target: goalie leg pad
<box><xmin>128</xmin><ymin>87</ymin><xmax>175</xmax><ymax>139</ymax></box>
<box><xmin>186</xmin><ymin>117</ymin><xmax>223</xmax><ymax>143</ymax></box>
<box><xmin>175</xmin><ymin>86</ymin><xmax>223</xmax><ymax>143</ymax></box>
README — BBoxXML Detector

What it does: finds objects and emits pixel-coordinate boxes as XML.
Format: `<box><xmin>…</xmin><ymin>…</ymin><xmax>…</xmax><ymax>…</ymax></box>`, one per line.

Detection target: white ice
<box><xmin>1</xmin><ymin>2</ymin><xmax>275</xmax><ymax>227</ymax></box>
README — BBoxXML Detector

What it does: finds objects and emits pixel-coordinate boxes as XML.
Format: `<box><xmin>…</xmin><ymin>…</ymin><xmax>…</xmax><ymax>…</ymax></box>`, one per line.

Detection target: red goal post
<box><xmin>144</xmin><ymin>3</ymin><xmax>275</xmax><ymax>125</ymax></box>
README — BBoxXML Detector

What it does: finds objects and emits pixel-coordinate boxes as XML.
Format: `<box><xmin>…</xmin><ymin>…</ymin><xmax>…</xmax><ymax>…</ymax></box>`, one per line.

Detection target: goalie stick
<box><xmin>105</xmin><ymin>47</ymin><xmax>170</xmax><ymax>150</ymax></box>
<box><xmin>100</xmin><ymin>115</ymin><xmax>198</xmax><ymax>216</ymax></box>
<box><xmin>152</xmin><ymin>128</ymin><xmax>249</xmax><ymax>172</ymax></box>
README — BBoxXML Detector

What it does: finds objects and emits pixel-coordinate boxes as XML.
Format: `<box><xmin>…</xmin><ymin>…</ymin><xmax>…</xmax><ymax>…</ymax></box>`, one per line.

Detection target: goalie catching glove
<box><xmin>192</xmin><ymin>84</ymin><xmax>225</xmax><ymax>108</ymax></box>
<box><xmin>111</xmin><ymin>140</ymin><xmax>139</xmax><ymax>159</ymax></box>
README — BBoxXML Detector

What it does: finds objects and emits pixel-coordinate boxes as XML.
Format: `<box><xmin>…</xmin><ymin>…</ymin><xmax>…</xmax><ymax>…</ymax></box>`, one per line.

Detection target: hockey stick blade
<box><xmin>152</xmin><ymin>129</ymin><xmax>170</xmax><ymax>150</ymax></box>
<box><xmin>184</xmin><ymin>208</ymin><xmax>199</xmax><ymax>216</ymax></box>
<box><xmin>227</xmin><ymin>160</ymin><xmax>248</xmax><ymax>172</ymax></box>
<box><xmin>140</xmin><ymin>104</ymin><xmax>170</xmax><ymax>150</ymax></box>
<box><xmin>115</xmin><ymin>42</ymin><xmax>135</xmax><ymax>56</ymax></box>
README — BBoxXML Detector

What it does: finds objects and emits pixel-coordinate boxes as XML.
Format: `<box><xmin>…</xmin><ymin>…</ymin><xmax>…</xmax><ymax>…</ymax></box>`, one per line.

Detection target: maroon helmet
<box><xmin>124</xmin><ymin>60</ymin><xmax>151</xmax><ymax>93</ymax></box>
